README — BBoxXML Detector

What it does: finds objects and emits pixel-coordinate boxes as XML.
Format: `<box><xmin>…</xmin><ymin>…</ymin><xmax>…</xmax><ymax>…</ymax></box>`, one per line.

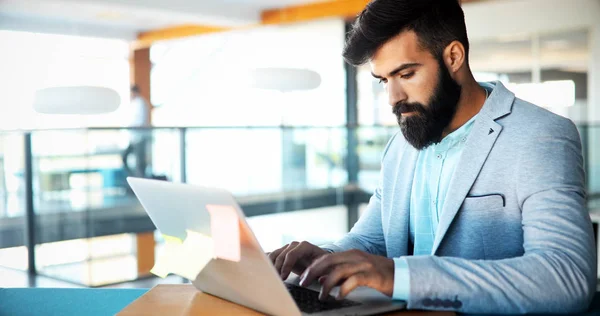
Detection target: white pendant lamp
<box><xmin>246</xmin><ymin>68</ymin><xmax>321</xmax><ymax>92</ymax></box>
<box><xmin>33</xmin><ymin>86</ymin><xmax>121</xmax><ymax>114</ymax></box>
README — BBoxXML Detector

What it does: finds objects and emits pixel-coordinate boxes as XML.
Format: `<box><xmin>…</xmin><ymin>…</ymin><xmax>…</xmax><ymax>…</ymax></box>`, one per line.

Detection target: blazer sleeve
<box><xmin>403</xmin><ymin>119</ymin><xmax>596</xmax><ymax>314</ymax></box>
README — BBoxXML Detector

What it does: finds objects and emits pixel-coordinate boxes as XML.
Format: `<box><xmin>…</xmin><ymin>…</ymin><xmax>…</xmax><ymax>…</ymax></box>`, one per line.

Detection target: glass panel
<box><xmin>29</xmin><ymin>128</ymin><xmax>182</xmax><ymax>286</ymax></box>
<box><xmin>248</xmin><ymin>206</ymin><xmax>348</xmax><ymax>252</ymax></box>
<box><xmin>357</xmin><ymin>64</ymin><xmax>397</xmax><ymax>126</ymax></box>
<box><xmin>587</xmin><ymin>126</ymin><xmax>600</xmax><ymax>196</ymax></box>
<box><xmin>539</xmin><ymin>30</ymin><xmax>589</xmax><ymax>121</ymax></box>
<box><xmin>356</xmin><ymin>127</ymin><xmax>398</xmax><ymax>193</ymax></box>
<box><xmin>0</xmin><ymin>133</ymin><xmax>28</xmax><ymax>270</ymax></box>
<box><xmin>470</xmin><ymin>35</ymin><xmax>533</xmax><ymax>85</ymax></box>
<box><xmin>185</xmin><ymin>127</ymin><xmax>347</xmax><ymax>195</ymax></box>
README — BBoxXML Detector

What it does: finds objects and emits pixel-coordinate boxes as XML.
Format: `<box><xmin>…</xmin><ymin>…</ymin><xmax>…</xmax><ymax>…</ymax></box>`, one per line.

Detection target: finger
<box><xmin>267</xmin><ymin>249</ymin><xmax>280</xmax><ymax>263</ymax></box>
<box><xmin>318</xmin><ymin>275</ymin><xmax>327</xmax><ymax>284</ymax></box>
<box><xmin>318</xmin><ymin>275</ymin><xmax>345</xmax><ymax>286</ymax></box>
<box><xmin>275</xmin><ymin>242</ymin><xmax>298</xmax><ymax>275</ymax></box>
<box><xmin>273</xmin><ymin>244</ymin><xmax>291</xmax><ymax>273</ymax></box>
<box><xmin>301</xmin><ymin>252</ymin><xmax>357</xmax><ymax>286</ymax></box>
<box><xmin>337</xmin><ymin>274</ymin><xmax>366</xmax><ymax>300</ymax></box>
<box><xmin>280</xmin><ymin>244</ymin><xmax>309</xmax><ymax>280</ymax></box>
<box><xmin>319</xmin><ymin>264</ymin><xmax>364</xmax><ymax>301</ymax></box>
<box><xmin>267</xmin><ymin>247</ymin><xmax>286</xmax><ymax>265</ymax></box>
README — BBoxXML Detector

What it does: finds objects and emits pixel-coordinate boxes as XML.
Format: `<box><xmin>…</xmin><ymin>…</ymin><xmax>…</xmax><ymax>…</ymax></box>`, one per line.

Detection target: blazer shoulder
<box><xmin>508</xmin><ymin>98</ymin><xmax>579</xmax><ymax>139</ymax></box>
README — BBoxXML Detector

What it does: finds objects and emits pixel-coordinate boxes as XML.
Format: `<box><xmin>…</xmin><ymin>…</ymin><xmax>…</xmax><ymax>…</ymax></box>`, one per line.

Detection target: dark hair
<box><xmin>343</xmin><ymin>0</ymin><xmax>470</xmax><ymax>66</ymax></box>
<box><xmin>131</xmin><ymin>84</ymin><xmax>140</xmax><ymax>94</ymax></box>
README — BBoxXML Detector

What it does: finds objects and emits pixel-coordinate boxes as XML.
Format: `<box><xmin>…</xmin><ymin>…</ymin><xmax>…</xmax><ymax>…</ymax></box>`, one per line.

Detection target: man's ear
<box><xmin>442</xmin><ymin>41</ymin><xmax>466</xmax><ymax>74</ymax></box>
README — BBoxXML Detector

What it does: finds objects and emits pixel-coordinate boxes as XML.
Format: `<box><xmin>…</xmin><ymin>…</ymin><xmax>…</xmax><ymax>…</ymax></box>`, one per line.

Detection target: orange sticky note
<box><xmin>206</xmin><ymin>204</ymin><xmax>241</xmax><ymax>262</ymax></box>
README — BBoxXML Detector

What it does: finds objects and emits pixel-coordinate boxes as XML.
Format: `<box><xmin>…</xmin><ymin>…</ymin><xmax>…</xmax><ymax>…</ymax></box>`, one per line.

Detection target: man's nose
<box><xmin>387</xmin><ymin>83</ymin><xmax>407</xmax><ymax>107</ymax></box>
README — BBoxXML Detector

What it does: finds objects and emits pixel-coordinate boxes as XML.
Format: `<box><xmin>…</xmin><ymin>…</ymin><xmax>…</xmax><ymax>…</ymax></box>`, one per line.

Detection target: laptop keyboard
<box><xmin>285</xmin><ymin>283</ymin><xmax>362</xmax><ymax>314</ymax></box>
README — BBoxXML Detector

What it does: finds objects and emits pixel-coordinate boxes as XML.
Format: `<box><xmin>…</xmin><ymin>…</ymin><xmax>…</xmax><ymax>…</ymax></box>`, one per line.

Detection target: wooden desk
<box><xmin>118</xmin><ymin>284</ymin><xmax>456</xmax><ymax>316</ymax></box>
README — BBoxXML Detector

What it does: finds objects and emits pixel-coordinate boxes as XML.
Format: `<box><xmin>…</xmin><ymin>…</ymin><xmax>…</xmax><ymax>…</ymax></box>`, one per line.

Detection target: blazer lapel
<box><xmin>431</xmin><ymin>81</ymin><xmax>515</xmax><ymax>254</ymax></box>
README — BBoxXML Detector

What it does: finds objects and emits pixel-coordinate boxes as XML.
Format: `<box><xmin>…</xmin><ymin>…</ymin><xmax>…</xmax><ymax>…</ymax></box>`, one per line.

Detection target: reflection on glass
<box><xmin>185</xmin><ymin>128</ymin><xmax>348</xmax><ymax>195</ymax></box>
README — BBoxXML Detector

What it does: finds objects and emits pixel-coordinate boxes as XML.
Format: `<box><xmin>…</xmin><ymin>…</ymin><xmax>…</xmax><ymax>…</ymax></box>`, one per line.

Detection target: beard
<box><xmin>392</xmin><ymin>60</ymin><xmax>462</xmax><ymax>150</ymax></box>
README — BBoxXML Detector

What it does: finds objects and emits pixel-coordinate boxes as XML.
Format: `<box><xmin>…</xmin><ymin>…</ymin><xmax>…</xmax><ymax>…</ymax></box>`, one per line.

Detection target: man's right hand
<box><xmin>267</xmin><ymin>241</ymin><xmax>329</xmax><ymax>281</ymax></box>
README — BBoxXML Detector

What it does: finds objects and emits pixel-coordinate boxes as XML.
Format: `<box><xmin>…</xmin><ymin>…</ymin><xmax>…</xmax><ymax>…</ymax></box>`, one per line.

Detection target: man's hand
<box><xmin>267</xmin><ymin>241</ymin><xmax>329</xmax><ymax>280</ymax></box>
<box><xmin>299</xmin><ymin>249</ymin><xmax>394</xmax><ymax>301</ymax></box>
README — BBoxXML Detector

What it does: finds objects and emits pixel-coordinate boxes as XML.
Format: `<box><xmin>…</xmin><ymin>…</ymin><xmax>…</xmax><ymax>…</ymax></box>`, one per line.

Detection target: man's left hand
<box><xmin>299</xmin><ymin>249</ymin><xmax>395</xmax><ymax>301</ymax></box>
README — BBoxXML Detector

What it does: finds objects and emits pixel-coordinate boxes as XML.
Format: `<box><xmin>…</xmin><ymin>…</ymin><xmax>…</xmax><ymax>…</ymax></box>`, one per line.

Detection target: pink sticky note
<box><xmin>206</xmin><ymin>204</ymin><xmax>241</xmax><ymax>262</ymax></box>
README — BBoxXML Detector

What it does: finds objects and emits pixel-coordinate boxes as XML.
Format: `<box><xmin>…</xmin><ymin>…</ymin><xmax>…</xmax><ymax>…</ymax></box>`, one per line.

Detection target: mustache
<box><xmin>392</xmin><ymin>102</ymin><xmax>427</xmax><ymax>117</ymax></box>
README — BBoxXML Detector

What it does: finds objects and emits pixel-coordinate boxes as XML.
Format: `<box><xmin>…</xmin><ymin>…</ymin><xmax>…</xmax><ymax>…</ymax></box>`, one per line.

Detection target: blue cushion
<box><xmin>0</xmin><ymin>288</ymin><xmax>148</xmax><ymax>316</ymax></box>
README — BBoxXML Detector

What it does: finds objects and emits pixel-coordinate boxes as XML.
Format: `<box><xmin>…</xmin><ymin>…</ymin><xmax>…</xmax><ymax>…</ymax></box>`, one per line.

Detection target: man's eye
<box><xmin>378</xmin><ymin>78</ymin><xmax>387</xmax><ymax>84</ymax></box>
<box><xmin>401</xmin><ymin>72</ymin><xmax>415</xmax><ymax>79</ymax></box>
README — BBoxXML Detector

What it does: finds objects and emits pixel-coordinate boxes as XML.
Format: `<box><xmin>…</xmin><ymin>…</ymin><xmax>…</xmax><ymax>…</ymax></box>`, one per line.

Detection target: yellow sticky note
<box><xmin>163</xmin><ymin>234</ymin><xmax>183</xmax><ymax>244</ymax></box>
<box><xmin>150</xmin><ymin>259</ymin><xmax>170</xmax><ymax>278</ymax></box>
<box><xmin>151</xmin><ymin>234</ymin><xmax>184</xmax><ymax>278</ymax></box>
<box><xmin>170</xmin><ymin>230</ymin><xmax>215</xmax><ymax>280</ymax></box>
<box><xmin>150</xmin><ymin>231</ymin><xmax>215</xmax><ymax>281</ymax></box>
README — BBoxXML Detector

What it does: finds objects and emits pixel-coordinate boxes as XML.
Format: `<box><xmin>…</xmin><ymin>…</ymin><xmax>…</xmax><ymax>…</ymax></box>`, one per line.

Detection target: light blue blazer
<box><xmin>323</xmin><ymin>81</ymin><xmax>597</xmax><ymax>314</ymax></box>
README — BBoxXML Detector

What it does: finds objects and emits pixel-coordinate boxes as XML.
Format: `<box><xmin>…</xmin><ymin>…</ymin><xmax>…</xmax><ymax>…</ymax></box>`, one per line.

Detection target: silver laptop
<box><xmin>127</xmin><ymin>177</ymin><xmax>406</xmax><ymax>316</ymax></box>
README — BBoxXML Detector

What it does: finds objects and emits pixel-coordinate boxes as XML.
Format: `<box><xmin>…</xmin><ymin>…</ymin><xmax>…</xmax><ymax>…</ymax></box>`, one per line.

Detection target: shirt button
<box><xmin>436</xmin><ymin>154</ymin><xmax>442</xmax><ymax>159</ymax></box>
<box><xmin>461</xmin><ymin>137</ymin><xmax>467</xmax><ymax>142</ymax></box>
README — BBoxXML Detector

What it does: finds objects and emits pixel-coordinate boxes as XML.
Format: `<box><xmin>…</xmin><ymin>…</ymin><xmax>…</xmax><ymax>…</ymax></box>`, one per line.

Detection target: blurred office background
<box><xmin>1</xmin><ymin>0</ymin><xmax>600</xmax><ymax>288</ymax></box>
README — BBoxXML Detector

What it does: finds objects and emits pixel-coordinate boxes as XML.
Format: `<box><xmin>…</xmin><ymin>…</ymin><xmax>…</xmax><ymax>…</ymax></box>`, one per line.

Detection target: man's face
<box><xmin>369</xmin><ymin>31</ymin><xmax>462</xmax><ymax>150</ymax></box>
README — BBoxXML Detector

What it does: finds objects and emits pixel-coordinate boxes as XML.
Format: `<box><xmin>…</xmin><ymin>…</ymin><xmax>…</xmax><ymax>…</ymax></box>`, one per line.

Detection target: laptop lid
<box><xmin>126</xmin><ymin>177</ymin><xmax>302</xmax><ymax>316</ymax></box>
<box><xmin>126</xmin><ymin>178</ymin><xmax>405</xmax><ymax>316</ymax></box>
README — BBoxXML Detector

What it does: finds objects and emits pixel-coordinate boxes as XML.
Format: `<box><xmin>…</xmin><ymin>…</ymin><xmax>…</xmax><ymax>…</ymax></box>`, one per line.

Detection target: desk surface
<box><xmin>117</xmin><ymin>284</ymin><xmax>455</xmax><ymax>316</ymax></box>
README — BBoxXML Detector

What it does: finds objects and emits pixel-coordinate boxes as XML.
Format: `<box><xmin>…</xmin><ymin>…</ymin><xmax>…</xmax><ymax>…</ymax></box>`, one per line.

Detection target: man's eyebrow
<box><xmin>371</xmin><ymin>63</ymin><xmax>422</xmax><ymax>79</ymax></box>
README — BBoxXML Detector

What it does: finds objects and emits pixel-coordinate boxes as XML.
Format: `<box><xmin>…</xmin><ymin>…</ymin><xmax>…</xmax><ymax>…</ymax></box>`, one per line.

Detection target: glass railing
<box><xmin>0</xmin><ymin>124</ymin><xmax>599</xmax><ymax>223</ymax></box>
<box><xmin>0</xmin><ymin>126</ymin><xmax>355</xmax><ymax>285</ymax></box>
<box><xmin>582</xmin><ymin>125</ymin><xmax>600</xmax><ymax>197</ymax></box>
<box><xmin>0</xmin><ymin>124</ymin><xmax>598</xmax><ymax>286</ymax></box>
<box><xmin>184</xmin><ymin>127</ymin><xmax>348</xmax><ymax>194</ymax></box>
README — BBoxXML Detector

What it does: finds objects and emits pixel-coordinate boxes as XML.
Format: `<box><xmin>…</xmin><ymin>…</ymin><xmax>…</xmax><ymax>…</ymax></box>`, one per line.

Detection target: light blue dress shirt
<box><xmin>392</xmin><ymin>85</ymin><xmax>491</xmax><ymax>300</ymax></box>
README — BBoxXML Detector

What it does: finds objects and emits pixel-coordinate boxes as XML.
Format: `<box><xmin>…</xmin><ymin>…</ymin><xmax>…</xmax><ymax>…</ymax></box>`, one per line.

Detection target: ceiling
<box><xmin>0</xmin><ymin>0</ymin><xmax>325</xmax><ymax>40</ymax></box>
<box><xmin>1</xmin><ymin>0</ymin><xmax>589</xmax><ymax>74</ymax></box>
<box><xmin>0</xmin><ymin>0</ymin><xmax>500</xmax><ymax>41</ymax></box>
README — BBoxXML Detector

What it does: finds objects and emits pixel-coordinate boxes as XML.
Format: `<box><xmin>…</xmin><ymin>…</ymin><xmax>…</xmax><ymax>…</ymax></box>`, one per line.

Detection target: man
<box><xmin>122</xmin><ymin>84</ymin><xmax>151</xmax><ymax>178</ymax></box>
<box><xmin>268</xmin><ymin>0</ymin><xmax>596</xmax><ymax>313</ymax></box>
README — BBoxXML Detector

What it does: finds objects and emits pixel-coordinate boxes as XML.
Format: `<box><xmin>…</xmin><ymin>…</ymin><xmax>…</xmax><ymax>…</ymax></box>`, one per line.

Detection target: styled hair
<box><xmin>343</xmin><ymin>0</ymin><xmax>470</xmax><ymax>66</ymax></box>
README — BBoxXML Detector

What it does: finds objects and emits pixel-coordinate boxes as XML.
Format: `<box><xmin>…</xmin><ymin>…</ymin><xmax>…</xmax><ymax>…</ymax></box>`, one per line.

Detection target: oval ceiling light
<box><xmin>246</xmin><ymin>68</ymin><xmax>322</xmax><ymax>92</ymax></box>
<box><xmin>33</xmin><ymin>86</ymin><xmax>121</xmax><ymax>115</ymax></box>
